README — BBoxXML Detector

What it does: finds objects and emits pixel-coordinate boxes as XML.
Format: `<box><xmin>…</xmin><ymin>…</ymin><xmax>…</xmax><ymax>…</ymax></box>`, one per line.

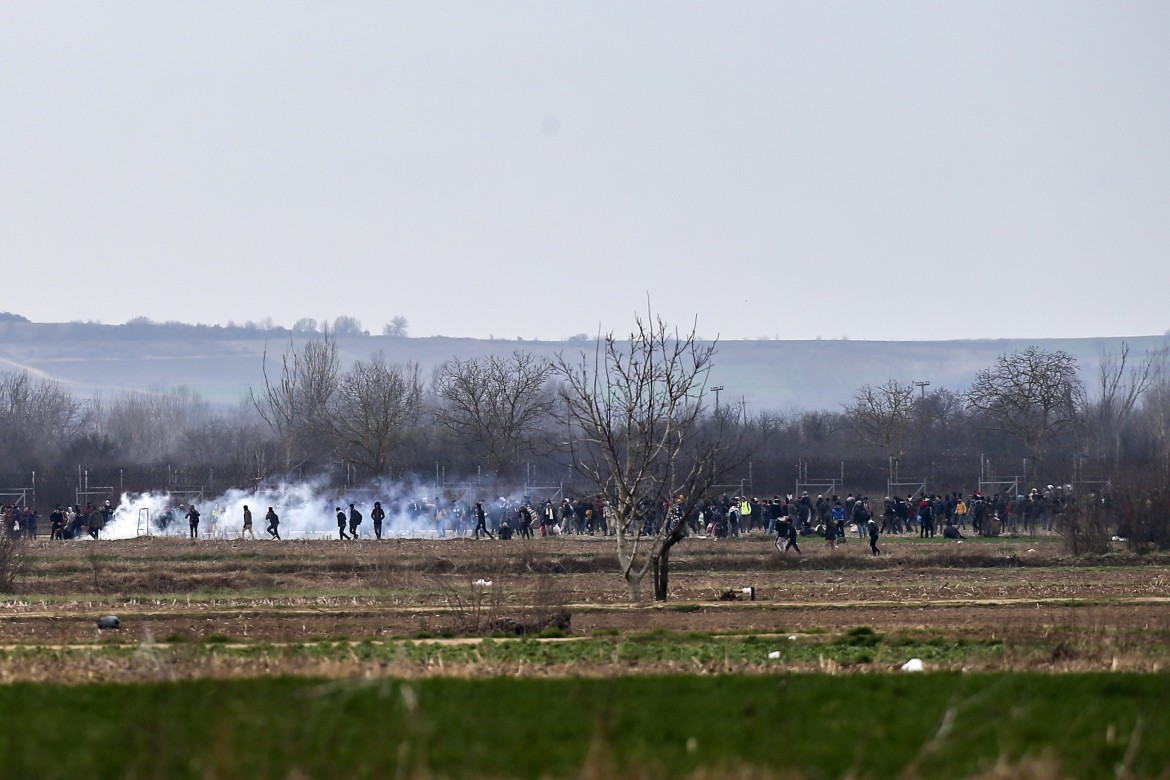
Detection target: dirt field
<box><xmin>3</xmin><ymin>531</ymin><xmax>1169</xmax><ymax>681</ymax></box>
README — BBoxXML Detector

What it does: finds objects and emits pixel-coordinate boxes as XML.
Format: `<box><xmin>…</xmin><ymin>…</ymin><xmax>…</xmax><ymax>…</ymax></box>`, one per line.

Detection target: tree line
<box><xmin>1</xmin><ymin>325</ymin><xmax>1168</xmax><ymax>514</ymax></box>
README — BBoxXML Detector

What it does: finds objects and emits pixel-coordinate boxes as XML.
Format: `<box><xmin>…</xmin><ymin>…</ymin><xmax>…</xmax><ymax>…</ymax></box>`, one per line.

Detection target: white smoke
<box><xmin>100</xmin><ymin>477</ymin><xmax>555</xmax><ymax>540</ymax></box>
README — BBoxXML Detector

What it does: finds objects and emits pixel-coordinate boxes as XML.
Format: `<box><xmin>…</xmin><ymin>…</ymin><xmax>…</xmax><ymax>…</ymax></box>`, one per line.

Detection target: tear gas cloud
<box><xmin>102</xmin><ymin>476</ymin><xmax>556</xmax><ymax>540</ymax></box>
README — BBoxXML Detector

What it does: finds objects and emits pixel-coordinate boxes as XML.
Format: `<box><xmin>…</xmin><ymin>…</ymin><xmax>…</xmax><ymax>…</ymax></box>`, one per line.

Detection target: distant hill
<box><xmin>0</xmin><ymin>320</ymin><xmax>1165</xmax><ymax>412</ymax></box>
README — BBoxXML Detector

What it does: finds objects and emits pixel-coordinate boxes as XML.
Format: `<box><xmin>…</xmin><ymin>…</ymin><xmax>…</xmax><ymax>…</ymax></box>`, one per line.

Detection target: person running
<box><xmin>473</xmin><ymin>501</ymin><xmax>493</xmax><ymax>539</ymax></box>
<box><xmin>336</xmin><ymin>507</ymin><xmax>349</xmax><ymax>539</ymax></box>
<box><xmin>186</xmin><ymin>504</ymin><xmax>201</xmax><ymax>540</ymax></box>
<box><xmin>88</xmin><ymin>506</ymin><xmax>104</xmax><ymax>540</ymax></box>
<box><xmin>241</xmin><ymin>505</ymin><xmax>255</xmax><ymax>540</ymax></box>
<box><xmin>265</xmin><ymin>507</ymin><xmax>281</xmax><ymax>540</ymax></box>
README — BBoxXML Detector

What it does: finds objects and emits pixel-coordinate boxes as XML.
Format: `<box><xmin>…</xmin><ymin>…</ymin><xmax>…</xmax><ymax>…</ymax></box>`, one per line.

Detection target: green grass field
<box><xmin>3</xmin><ymin>673</ymin><xmax>1166</xmax><ymax>779</ymax></box>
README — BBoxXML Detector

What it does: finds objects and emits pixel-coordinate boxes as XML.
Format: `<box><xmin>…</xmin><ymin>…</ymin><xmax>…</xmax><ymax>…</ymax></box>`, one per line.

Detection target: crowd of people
<box><xmin>344</xmin><ymin>486</ymin><xmax>1081</xmax><ymax>553</ymax></box>
<box><xmin>254</xmin><ymin>486</ymin><xmax>1074</xmax><ymax>549</ymax></box>
<box><xmin>3</xmin><ymin>501</ymin><xmax>114</xmax><ymax>540</ymax></box>
<box><xmin>6</xmin><ymin>483</ymin><xmax>1086</xmax><ymax>548</ymax></box>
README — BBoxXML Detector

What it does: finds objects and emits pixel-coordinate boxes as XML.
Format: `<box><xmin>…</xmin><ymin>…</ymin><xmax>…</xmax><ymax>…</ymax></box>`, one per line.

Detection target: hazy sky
<box><xmin>3</xmin><ymin>2</ymin><xmax>1168</xmax><ymax>342</ymax></box>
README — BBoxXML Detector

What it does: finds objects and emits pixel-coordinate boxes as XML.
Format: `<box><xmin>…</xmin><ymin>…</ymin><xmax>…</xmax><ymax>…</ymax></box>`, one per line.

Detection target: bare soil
<box><xmin>2</xmin><ymin>532</ymin><xmax>1169</xmax><ymax>680</ymax></box>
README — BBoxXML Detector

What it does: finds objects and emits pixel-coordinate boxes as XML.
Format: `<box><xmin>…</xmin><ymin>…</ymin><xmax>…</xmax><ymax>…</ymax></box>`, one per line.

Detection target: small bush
<box><xmin>836</xmin><ymin>626</ymin><xmax>881</xmax><ymax>648</ymax></box>
<box><xmin>0</xmin><ymin>531</ymin><xmax>26</xmax><ymax>594</ymax></box>
<box><xmin>1059</xmin><ymin>500</ymin><xmax>1112</xmax><ymax>555</ymax></box>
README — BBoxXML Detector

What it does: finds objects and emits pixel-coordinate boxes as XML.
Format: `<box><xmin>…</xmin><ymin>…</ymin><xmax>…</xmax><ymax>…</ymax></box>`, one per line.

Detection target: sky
<box><xmin>3</xmin><ymin>2</ymin><xmax>1169</xmax><ymax>342</ymax></box>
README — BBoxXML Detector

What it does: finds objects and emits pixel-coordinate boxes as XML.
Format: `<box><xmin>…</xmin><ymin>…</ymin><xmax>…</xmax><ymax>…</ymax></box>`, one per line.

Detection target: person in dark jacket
<box><xmin>241</xmin><ymin>505</ymin><xmax>255</xmax><ymax>540</ymax></box>
<box><xmin>517</xmin><ymin>503</ymin><xmax>534</xmax><ymax>539</ymax></box>
<box><xmin>851</xmin><ymin>497</ymin><xmax>870</xmax><ymax>538</ymax></box>
<box><xmin>266</xmin><ymin>507</ymin><xmax>281</xmax><ymax>540</ymax></box>
<box><xmin>473</xmin><ymin>501</ymin><xmax>493</xmax><ymax>539</ymax></box>
<box><xmin>867</xmin><ymin>517</ymin><xmax>881</xmax><ymax>555</ymax></box>
<box><xmin>50</xmin><ymin>505</ymin><xmax>66</xmax><ymax>541</ymax></box>
<box><xmin>336</xmin><ymin>507</ymin><xmax>349</xmax><ymax>539</ymax></box>
<box><xmin>348</xmin><ymin>504</ymin><xmax>362</xmax><ymax>538</ymax></box>
<box><xmin>922</xmin><ymin>496</ymin><xmax>938</xmax><ymax>538</ymax></box>
<box><xmin>186</xmin><ymin>504</ymin><xmax>201</xmax><ymax>540</ymax></box>
<box><xmin>89</xmin><ymin>506</ymin><xmax>105</xmax><ymax>540</ymax></box>
<box><xmin>775</xmin><ymin>515</ymin><xmax>801</xmax><ymax>555</ymax></box>
<box><xmin>371</xmin><ymin>501</ymin><xmax>386</xmax><ymax>539</ymax></box>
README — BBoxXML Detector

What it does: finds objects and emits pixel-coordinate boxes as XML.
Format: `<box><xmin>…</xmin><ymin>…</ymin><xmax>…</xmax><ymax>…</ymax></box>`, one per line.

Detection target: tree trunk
<box><xmin>625</xmin><ymin>570</ymin><xmax>642</xmax><ymax>602</ymax></box>
<box><xmin>653</xmin><ymin>547</ymin><xmax>671</xmax><ymax>601</ymax></box>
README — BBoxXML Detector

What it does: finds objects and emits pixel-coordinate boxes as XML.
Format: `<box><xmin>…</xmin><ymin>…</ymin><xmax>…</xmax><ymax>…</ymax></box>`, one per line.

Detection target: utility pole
<box><xmin>914</xmin><ymin>380</ymin><xmax>931</xmax><ymax>399</ymax></box>
<box><xmin>711</xmin><ymin>385</ymin><xmax>725</xmax><ymax>409</ymax></box>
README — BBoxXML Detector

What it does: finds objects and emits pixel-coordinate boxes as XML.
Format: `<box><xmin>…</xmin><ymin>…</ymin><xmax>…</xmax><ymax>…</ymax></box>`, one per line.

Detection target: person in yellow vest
<box><xmin>954</xmin><ymin>496</ymin><xmax>968</xmax><ymax>530</ymax></box>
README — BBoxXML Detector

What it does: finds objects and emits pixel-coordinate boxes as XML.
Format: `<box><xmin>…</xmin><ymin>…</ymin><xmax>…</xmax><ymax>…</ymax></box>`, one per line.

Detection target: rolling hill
<box><xmin>0</xmin><ymin>320</ymin><xmax>1165</xmax><ymax>412</ymax></box>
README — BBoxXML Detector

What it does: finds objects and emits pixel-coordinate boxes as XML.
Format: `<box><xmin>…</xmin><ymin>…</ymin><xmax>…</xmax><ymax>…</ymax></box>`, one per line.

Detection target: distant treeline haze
<box><xmin>1</xmin><ymin>333</ymin><xmax>1168</xmax><ymax>510</ymax></box>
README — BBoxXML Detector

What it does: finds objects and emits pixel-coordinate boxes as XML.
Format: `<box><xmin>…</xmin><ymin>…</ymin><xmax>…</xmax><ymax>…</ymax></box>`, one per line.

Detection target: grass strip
<box><xmin>0</xmin><ymin>672</ymin><xmax>1166</xmax><ymax>779</ymax></box>
<box><xmin>5</xmin><ymin>625</ymin><xmax>1167</xmax><ymax>677</ymax></box>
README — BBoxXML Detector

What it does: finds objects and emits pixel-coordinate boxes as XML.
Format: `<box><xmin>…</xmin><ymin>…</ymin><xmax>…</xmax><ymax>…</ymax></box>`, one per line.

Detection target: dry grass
<box><xmin>1</xmin><ymin>532</ymin><xmax>1170</xmax><ymax>683</ymax></box>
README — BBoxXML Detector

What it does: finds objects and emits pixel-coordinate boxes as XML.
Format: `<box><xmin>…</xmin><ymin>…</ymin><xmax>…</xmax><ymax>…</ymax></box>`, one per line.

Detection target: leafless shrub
<box><xmin>0</xmin><ymin>528</ymin><xmax>27</xmax><ymax>593</ymax></box>
<box><xmin>435</xmin><ymin>575</ymin><xmax>506</xmax><ymax>635</ymax></box>
<box><xmin>87</xmin><ymin>542</ymin><xmax>106</xmax><ymax>592</ymax></box>
<box><xmin>517</xmin><ymin>574</ymin><xmax>572</xmax><ymax>635</ymax></box>
<box><xmin>429</xmin><ymin>559</ymin><xmax>572</xmax><ymax>636</ymax></box>
<box><xmin>1058</xmin><ymin>499</ymin><xmax>1112</xmax><ymax>555</ymax></box>
<box><xmin>1109</xmin><ymin>467</ymin><xmax>1170</xmax><ymax>552</ymax></box>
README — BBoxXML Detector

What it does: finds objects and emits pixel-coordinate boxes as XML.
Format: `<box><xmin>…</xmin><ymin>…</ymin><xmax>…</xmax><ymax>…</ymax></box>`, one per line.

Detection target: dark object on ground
<box><xmin>96</xmin><ymin>615</ymin><xmax>121</xmax><ymax>630</ymax></box>
<box><xmin>718</xmin><ymin>587</ymin><xmax>756</xmax><ymax>601</ymax></box>
<box><xmin>489</xmin><ymin>609</ymin><xmax>572</xmax><ymax>636</ymax></box>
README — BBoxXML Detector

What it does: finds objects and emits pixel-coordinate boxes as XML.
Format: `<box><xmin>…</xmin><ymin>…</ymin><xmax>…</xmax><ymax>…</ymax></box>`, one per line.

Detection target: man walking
<box><xmin>186</xmin><ymin>504</ymin><xmax>201</xmax><ymax>540</ymax></box>
<box><xmin>517</xmin><ymin>502</ymin><xmax>534</xmax><ymax>539</ymax></box>
<box><xmin>348</xmin><ymin>504</ymin><xmax>362</xmax><ymax>539</ymax></box>
<box><xmin>241</xmin><ymin>505</ymin><xmax>255</xmax><ymax>540</ymax></box>
<box><xmin>868</xmin><ymin>515</ymin><xmax>882</xmax><ymax>556</ymax></box>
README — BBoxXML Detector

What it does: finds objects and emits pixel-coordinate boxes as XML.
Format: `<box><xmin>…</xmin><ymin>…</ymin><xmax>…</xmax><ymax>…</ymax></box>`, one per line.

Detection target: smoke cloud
<box><xmin>101</xmin><ymin>477</ymin><xmax>557</xmax><ymax>540</ymax></box>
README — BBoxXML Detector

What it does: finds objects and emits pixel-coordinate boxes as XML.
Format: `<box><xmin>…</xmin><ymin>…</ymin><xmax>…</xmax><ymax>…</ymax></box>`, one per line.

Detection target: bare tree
<box><xmin>1140</xmin><ymin>359</ymin><xmax>1170</xmax><ymax>473</ymax></box>
<box><xmin>432</xmin><ymin>352</ymin><xmax>556</xmax><ymax>476</ymax></box>
<box><xmin>178</xmin><ymin>402</ymin><xmax>275</xmax><ymax>479</ymax></box>
<box><xmin>0</xmin><ymin>370</ymin><xmax>88</xmax><ymax>468</ymax></box>
<box><xmin>0</xmin><ymin>529</ymin><xmax>26</xmax><ymax>594</ymax></box>
<box><xmin>329</xmin><ymin>354</ymin><xmax>424</xmax><ymax>475</ymax></box>
<box><xmin>910</xmin><ymin>387</ymin><xmax>968</xmax><ymax>456</ymax></box>
<box><xmin>96</xmin><ymin>386</ymin><xmax>211</xmax><ymax>462</ymax></box>
<box><xmin>1086</xmin><ymin>342</ymin><xmax>1165</xmax><ymax>466</ymax></box>
<box><xmin>843</xmin><ymin>380</ymin><xmax>915</xmax><ymax>458</ymax></box>
<box><xmin>331</xmin><ymin>315</ymin><xmax>364</xmax><ymax>336</ymax></box>
<box><xmin>250</xmin><ymin>334</ymin><xmax>341</xmax><ymax>471</ymax></box>
<box><xmin>554</xmin><ymin>313</ymin><xmax>746</xmax><ymax>602</ymax></box>
<box><xmin>965</xmin><ymin>346</ymin><xmax>1084</xmax><ymax>480</ymax></box>
<box><xmin>382</xmin><ymin>316</ymin><xmax>409</xmax><ymax>338</ymax></box>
